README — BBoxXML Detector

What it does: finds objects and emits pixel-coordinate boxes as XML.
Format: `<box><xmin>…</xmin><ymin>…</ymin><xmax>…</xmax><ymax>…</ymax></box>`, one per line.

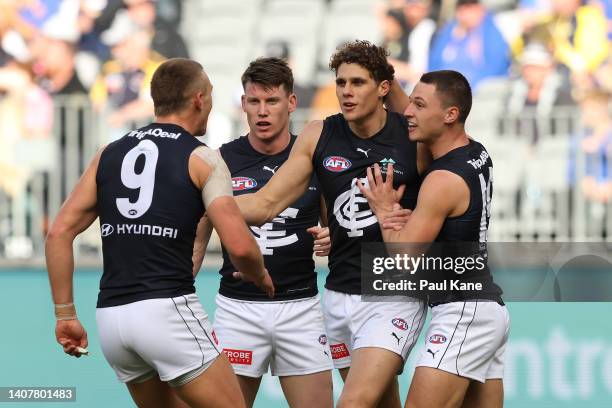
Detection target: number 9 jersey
<box><xmin>95</xmin><ymin>123</ymin><xmax>206</xmax><ymax>308</ymax></box>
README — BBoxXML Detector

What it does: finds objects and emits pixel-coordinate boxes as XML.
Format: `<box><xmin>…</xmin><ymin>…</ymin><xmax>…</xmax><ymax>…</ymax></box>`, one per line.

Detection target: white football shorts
<box><xmin>322</xmin><ymin>289</ymin><xmax>427</xmax><ymax>369</ymax></box>
<box><xmin>213</xmin><ymin>294</ymin><xmax>333</xmax><ymax>377</ymax></box>
<box><xmin>96</xmin><ymin>293</ymin><xmax>221</xmax><ymax>384</ymax></box>
<box><xmin>416</xmin><ymin>300</ymin><xmax>510</xmax><ymax>382</ymax></box>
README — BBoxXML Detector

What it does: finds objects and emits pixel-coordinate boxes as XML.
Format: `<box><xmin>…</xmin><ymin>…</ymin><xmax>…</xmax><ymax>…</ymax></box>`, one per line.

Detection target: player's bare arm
<box><xmin>192</xmin><ymin>215</ymin><xmax>213</xmax><ymax>276</ymax></box>
<box><xmin>46</xmin><ymin>148</ymin><xmax>104</xmax><ymax>358</ymax></box>
<box><xmin>385</xmin><ymin>78</ymin><xmax>411</xmax><ymax>115</ymax></box>
<box><xmin>236</xmin><ymin>120</ymin><xmax>322</xmax><ymax>226</ymax></box>
<box><xmin>189</xmin><ymin>146</ymin><xmax>274</xmax><ymax>297</ymax></box>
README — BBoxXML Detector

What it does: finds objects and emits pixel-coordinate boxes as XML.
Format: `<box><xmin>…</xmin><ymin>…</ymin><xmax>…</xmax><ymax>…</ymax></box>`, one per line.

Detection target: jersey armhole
<box><xmin>437</xmin><ymin>167</ymin><xmax>473</xmax><ymax>221</ymax></box>
<box><xmin>312</xmin><ymin>118</ymin><xmax>332</xmax><ymax>168</ymax></box>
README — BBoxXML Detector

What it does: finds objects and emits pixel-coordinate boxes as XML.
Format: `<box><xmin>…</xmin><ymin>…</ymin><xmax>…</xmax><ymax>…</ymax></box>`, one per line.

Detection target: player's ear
<box><xmin>288</xmin><ymin>93</ymin><xmax>297</xmax><ymax>114</ymax></box>
<box><xmin>379</xmin><ymin>80</ymin><xmax>390</xmax><ymax>98</ymax></box>
<box><xmin>444</xmin><ymin>106</ymin><xmax>460</xmax><ymax>125</ymax></box>
<box><xmin>193</xmin><ymin>91</ymin><xmax>204</xmax><ymax>111</ymax></box>
<box><xmin>241</xmin><ymin>94</ymin><xmax>247</xmax><ymax>113</ymax></box>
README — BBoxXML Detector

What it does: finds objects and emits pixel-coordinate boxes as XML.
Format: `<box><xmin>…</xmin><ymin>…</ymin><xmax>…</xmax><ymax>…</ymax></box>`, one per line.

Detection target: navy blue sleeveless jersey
<box><xmin>312</xmin><ymin>111</ymin><xmax>421</xmax><ymax>294</ymax></box>
<box><xmin>219</xmin><ymin>135</ymin><xmax>321</xmax><ymax>301</ymax></box>
<box><xmin>96</xmin><ymin>123</ymin><xmax>205</xmax><ymax>307</ymax></box>
<box><xmin>425</xmin><ymin>139</ymin><xmax>502</xmax><ymax>303</ymax></box>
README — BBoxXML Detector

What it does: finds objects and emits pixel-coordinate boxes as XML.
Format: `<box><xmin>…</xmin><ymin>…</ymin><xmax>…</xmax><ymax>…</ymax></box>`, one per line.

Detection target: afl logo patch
<box><xmin>232</xmin><ymin>177</ymin><xmax>257</xmax><ymax>191</ymax></box>
<box><xmin>323</xmin><ymin>156</ymin><xmax>351</xmax><ymax>172</ymax></box>
<box><xmin>429</xmin><ymin>334</ymin><xmax>447</xmax><ymax>344</ymax></box>
<box><xmin>318</xmin><ymin>334</ymin><xmax>328</xmax><ymax>345</ymax></box>
<box><xmin>101</xmin><ymin>224</ymin><xmax>114</xmax><ymax>237</ymax></box>
<box><xmin>392</xmin><ymin>318</ymin><xmax>408</xmax><ymax>331</ymax></box>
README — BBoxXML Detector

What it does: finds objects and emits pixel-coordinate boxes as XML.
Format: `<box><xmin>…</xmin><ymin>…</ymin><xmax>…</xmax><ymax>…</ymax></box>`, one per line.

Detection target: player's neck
<box><xmin>248</xmin><ymin>130</ymin><xmax>291</xmax><ymax>155</ymax></box>
<box><xmin>429</xmin><ymin>127</ymin><xmax>469</xmax><ymax>160</ymax></box>
<box><xmin>154</xmin><ymin>114</ymin><xmax>199</xmax><ymax>136</ymax></box>
<box><xmin>347</xmin><ymin>106</ymin><xmax>387</xmax><ymax>139</ymax></box>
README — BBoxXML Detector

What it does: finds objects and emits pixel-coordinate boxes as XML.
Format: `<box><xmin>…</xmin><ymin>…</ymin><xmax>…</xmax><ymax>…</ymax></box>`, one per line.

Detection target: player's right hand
<box><xmin>233</xmin><ymin>269</ymin><xmax>275</xmax><ymax>298</ymax></box>
<box><xmin>55</xmin><ymin>319</ymin><xmax>88</xmax><ymax>358</ymax></box>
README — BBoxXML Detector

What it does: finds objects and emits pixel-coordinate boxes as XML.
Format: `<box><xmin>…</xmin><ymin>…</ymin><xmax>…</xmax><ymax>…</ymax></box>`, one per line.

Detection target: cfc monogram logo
<box><xmin>333</xmin><ymin>177</ymin><xmax>377</xmax><ymax>237</ymax></box>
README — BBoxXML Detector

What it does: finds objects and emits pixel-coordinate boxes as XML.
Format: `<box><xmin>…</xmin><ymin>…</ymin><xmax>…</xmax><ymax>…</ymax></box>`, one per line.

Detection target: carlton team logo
<box><xmin>100</xmin><ymin>224</ymin><xmax>114</xmax><ymax>237</ymax></box>
<box><xmin>392</xmin><ymin>318</ymin><xmax>409</xmax><ymax>331</ymax></box>
<box><xmin>232</xmin><ymin>177</ymin><xmax>257</xmax><ymax>191</ymax></box>
<box><xmin>323</xmin><ymin>156</ymin><xmax>352</xmax><ymax>172</ymax></box>
<box><xmin>429</xmin><ymin>334</ymin><xmax>447</xmax><ymax>344</ymax></box>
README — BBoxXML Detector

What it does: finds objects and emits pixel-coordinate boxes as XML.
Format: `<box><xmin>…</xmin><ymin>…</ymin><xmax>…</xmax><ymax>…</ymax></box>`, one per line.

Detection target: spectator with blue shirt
<box><xmin>428</xmin><ymin>0</ymin><xmax>511</xmax><ymax>89</ymax></box>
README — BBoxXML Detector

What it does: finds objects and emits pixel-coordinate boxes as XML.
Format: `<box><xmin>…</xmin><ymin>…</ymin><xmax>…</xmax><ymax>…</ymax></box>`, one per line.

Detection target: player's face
<box><xmin>242</xmin><ymin>82</ymin><xmax>296</xmax><ymax>142</ymax></box>
<box><xmin>197</xmin><ymin>72</ymin><xmax>213</xmax><ymax>135</ymax></box>
<box><xmin>404</xmin><ymin>82</ymin><xmax>446</xmax><ymax>142</ymax></box>
<box><xmin>335</xmin><ymin>63</ymin><xmax>388</xmax><ymax>123</ymax></box>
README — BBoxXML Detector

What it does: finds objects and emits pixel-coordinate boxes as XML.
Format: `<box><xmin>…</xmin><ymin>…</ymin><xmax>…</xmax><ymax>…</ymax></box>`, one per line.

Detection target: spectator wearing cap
<box><xmin>428</xmin><ymin>0</ymin><xmax>511</xmax><ymax>89</ymax></box>
<box><xmin>90</xmin><ymin>10</ymin><xmax>163</xmax><ymax>140</ymax></box>
<box><xmin>504</xmin><ymin>42</ymin><xmax>574</xmax><ymax>144</ymax></box>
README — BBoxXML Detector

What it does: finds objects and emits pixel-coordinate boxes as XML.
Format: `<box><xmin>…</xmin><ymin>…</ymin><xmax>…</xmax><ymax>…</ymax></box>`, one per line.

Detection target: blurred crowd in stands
<box><xmin>0</xmin><ymin>0</ymin><xmax>610</xmax><ymax>249</ymax></box>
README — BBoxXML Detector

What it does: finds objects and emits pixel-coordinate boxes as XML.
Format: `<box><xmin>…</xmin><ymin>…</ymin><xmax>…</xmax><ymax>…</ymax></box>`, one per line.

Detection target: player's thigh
<box><xmin>337</xmin><ymin>347</ymin><xmax>403</xmax><ymax>408</ymax></box>
<box><xmin>173</xmin><ymin>354</ymin><xmax>246</xmax><ymax>408</ymax></box>
<box><xmin>126</xmin><ymin>375</ymin><xmax>189</xmax><ymax>408</ymax></box>
<box><xmin>405</xmin><ymin>367</ymin><xmax>470</xmax><ymax>408</ymax></box>
<box><xmin>237</xmin><ymin>375</ymin><xmax>262</xmax><ymax>408</ymax></box>
<box><xmin>378</xmin><ymin>378</ymin><xmax>401</xmax><ymax>408</ymax></box>
<box><xmin>213</xmin><ymin>294</ymin><xmax>272</xmax><ymax>378</ymax></box>
<box><xmin>461</xmin><ymin>379</ymin><xmax>503</xmax><ymax>408</ymax></box>
<box><xmin>339</xmin><ymin>367</ymin><xmax>350</xmax><ymax>382</ymax></box>
<box><xmin>279</xmin><ymin>370</ymin><xmax>333</xmax><ymax>408</ymax></box>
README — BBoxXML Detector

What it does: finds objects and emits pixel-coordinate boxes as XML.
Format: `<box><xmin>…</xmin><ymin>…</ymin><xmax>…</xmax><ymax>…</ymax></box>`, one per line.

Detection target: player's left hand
<box><xmin>357</xmin><ymin>163</ymin><xmax>405</xmax><ymax>219</ymax></box>
<box><xmin>307</xmin><ymin>226</ymin><xmax>331</xmax><ymax>256</ymax></box>
<box><xmin>55</xmin><ymin>319</ymin><xmax>88</xmax><ymax>358</ymax></box>
<box><xmin>381</xmin><ymin>203</ymin><xmax>412</xmax><ymax>231</ymax></box>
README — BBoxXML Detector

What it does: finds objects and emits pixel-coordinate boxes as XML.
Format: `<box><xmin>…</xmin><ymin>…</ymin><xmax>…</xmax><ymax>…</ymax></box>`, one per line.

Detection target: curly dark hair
<box><xmin>329</xmin><ymin>40</ymin><xmax>395</xmax><ymax>83</ymax></box>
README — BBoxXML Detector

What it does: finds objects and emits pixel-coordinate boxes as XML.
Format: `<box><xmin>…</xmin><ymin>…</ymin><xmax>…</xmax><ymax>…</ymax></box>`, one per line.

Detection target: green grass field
<box><xmin>1</xmin><ymin>268</ymin><xmax>611</xmax><ymax>407</ymax></box>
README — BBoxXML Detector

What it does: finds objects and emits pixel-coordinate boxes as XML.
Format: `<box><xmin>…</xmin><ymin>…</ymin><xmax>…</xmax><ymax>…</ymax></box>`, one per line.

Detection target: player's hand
<box><xmin>381</xmin><ymin>203</ymin><xmax>412</xmax><ymax>231</ymax></box>
<box><xmin>357</xmin><ymin>163</ymin><xmax>405</xmax><ymax>219</ymax></box>
<box><xmin>55</xmin><ymin>319</ymin><xmax>88</xmax><ymax>358</ymax></box>
<box><xmin>307</xmin><ymin>226</ymin><xmax>331</xmax><ymax>256</ymax></box>
<box><xmin>233</xmin><ymin>269</ymin><xmax>275</xmax><ymax>298</ymax></box>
